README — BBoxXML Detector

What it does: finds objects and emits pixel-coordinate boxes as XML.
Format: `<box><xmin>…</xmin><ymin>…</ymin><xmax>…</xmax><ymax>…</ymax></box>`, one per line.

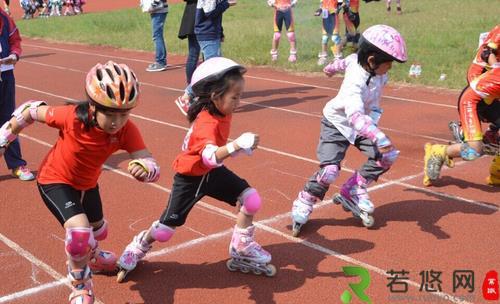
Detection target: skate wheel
<box><xmin>253</xmin><ymin>269</ymin><xmax>262</xmax><ymax>275</ymax></box>
<box><xmin>362</xmin><ymin>215</ymin><xmax>375</xmax><ymax>228</ymax></box>
<box><xmin>116</xmin><ymin>269</ymin><xmax>128</xmax><ymax>283</ymax></box>
<box><xmin>226</xmin><ymin>259</ymin><xmax>237</xmax><ymax>272</ymax></box>
<box><xmin>292</xmin><ymin>228</ymin><xmax>300</xmax><ymax>237</ymax></box>
<box><xmin>240</xmin><ymin>266</ymin><xmax>250</xmax><ymax>274</ymax></box>
<box><xmin>332</xmin><ymin>194</ymin><xmax>341</xmax><ymax>205</ymax></box>
<box><xmin>342</xmin><ymin>205</ymin><xmax>350</xmax><ymax>212</ymax></box>
<box><xmin>265</xmin><ymin>264</ymin><xmax>277</xmax><ymax>277</ymax></box>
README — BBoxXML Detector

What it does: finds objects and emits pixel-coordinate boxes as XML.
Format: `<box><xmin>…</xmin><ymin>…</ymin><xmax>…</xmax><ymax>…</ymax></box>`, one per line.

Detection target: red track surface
<box><xmin>0</xmin><ymin>4</ymin><xmax>499</xmax><ymax>304</ymax></box>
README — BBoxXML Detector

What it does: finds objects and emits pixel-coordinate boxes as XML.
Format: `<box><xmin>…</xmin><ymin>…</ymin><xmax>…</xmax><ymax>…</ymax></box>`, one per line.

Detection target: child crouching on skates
<box><xmin>291</xmin><ymin>25</ymin><xmax>408</xmax><ymax>235</ymax></box>
<box><xmin>0</xmin><ymin>61</ymin><xmax>161</xmax><ymax>304</ymax></box>
<box><xmin>423</xmin><ymin>67</ymin><xmax>499</xmax><ymax>187</ymax></box>
<box><xmin>117</xmin><ymin>57</ymin><xmax>276</xmax><ymax>282</ymax></box>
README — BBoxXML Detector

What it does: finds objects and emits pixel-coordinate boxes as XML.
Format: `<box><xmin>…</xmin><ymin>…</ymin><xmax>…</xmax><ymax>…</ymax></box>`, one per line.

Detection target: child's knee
<box><xmin>239</xmin><ymin>188</ymin><xmax>261</xmax><ymax>215</ymax></box>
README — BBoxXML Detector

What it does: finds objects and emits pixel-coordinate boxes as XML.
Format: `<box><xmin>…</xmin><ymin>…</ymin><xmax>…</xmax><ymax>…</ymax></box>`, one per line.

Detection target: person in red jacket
<box><xmin>0</xmin><ymin>61</ymin><xmax>161</xmax><ymax>304</ymax></box>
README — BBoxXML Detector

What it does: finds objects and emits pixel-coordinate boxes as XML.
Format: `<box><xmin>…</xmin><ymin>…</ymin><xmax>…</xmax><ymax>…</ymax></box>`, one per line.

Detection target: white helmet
<box><xmin>190</xmin><ymin>57</ymin><xmax>246</xmax><ymax>96</ymax></box>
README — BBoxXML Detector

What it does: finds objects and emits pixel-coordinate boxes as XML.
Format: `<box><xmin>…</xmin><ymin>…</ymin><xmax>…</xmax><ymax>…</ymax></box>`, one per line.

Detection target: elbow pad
<box><xmin>201</xmin><ymin>144</ymin><xmax>223</xmax><ymax>168</ymax></box>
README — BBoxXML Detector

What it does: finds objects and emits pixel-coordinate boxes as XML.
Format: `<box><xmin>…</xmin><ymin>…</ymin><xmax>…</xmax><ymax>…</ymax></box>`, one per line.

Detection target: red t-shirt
<box><xmin>37</xmin><ymin>105</ymin><xmax>146</xmax><ymax>190</ymax></box>
<box><xmin>173</xmin><ymin>110</ymin><xmax>231</xmax><ymax>176</ymax></box>
<box><xmin>471</xmin><ymin>67</ymin><xmax>500</xmax><ymax>104</ymax></box>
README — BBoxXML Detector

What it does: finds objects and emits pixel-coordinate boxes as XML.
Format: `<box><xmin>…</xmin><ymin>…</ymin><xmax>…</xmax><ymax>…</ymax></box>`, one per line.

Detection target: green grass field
<box><xmin>17</xmin><ymin>0</ymin><xmax>499</xmax><ymax>89</ymax></box>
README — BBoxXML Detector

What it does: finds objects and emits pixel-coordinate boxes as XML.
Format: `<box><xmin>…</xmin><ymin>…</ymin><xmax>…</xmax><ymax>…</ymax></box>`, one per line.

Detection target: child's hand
<box><xmin>234</xmin><ymin>132</ymin><xmax>259</xmax><ymax>151</ymax></box>
<box><xmin>314</xmin><ymin>8</ymin><xmax>322</xmax><ymax>16</ymax></box>
<box><xmin>0</xmin><ymin>54</ymin><xmax>18</xmax><ymax>65</ymax></box>
<box><xmin>228</xmin><ymin>0</ymin><xmax>237</xmax><ymax>6</ymax></box>
<box><xmin>0</xmin><ymin>147</ymin><xmax>5</xmax><ymax>157</ymax></box>
<box><xmin>128</xmin><ymin>162</ymin><xmax>148</xmax><ymax>181</ymax></box>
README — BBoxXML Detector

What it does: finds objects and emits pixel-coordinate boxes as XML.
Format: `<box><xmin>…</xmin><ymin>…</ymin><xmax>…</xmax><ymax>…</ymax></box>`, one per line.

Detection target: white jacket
<box><xmin>323</xmin><ymin>54</ymin><xmax>387</xmax><ymax>144</ymax></box>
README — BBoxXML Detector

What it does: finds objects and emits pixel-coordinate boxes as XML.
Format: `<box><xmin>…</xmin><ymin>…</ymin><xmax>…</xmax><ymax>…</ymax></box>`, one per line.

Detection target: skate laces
<box><xmin>232</xmin><ymin>226</ymin><xmax>269</xmax><ymax>259</ymax></box>
<box><xmin>68</xmin><ymin>266</ymin><xmax>93</xmax><ymax>300</ymax></box>
<box><xmin>123</xmin><ymin>231</ymin><xmax>151</xmax><ymax>264</ymax></box>
<box><xmin>293</xmin><ymin>192</ymin><xmax>315</xmax><ymax>216</ymax></box>
<box><xmin>293</xmin><ymin>202</ymin><xmax>313</xmax><ymax>217</ymax></box>
<box><xmin>351</xmin><ymin>183</ymin><xmax>368</xmax><ymax>199</ymax></box>
<box><xmin>428</xmin><ymin>147</ymin><xmax>453</xmax><ymax>177</ymax></box>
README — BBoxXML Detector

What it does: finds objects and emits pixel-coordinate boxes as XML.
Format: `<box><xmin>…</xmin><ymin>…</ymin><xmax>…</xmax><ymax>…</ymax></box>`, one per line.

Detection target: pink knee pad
<box><xmin>273</xmin><ymin>32</ymin><xmax>281</xmax><ymax>42</ymax></box>
<box><xmin>65</xmin><ymin>227</ymin><xmax>95</xmax><ymax>261</ymax></box>
<box><xmin>287</xmin><ymin>32</ymin><xmax>296</xmax><ymax>43</ymax></box>
<box><xmin>92</xmin><ymin>220</ymin><xmax>108</xmax><ymax>241</ymax></box>
<box><xmin>151</xmin><ymin>221</ymin><xmax>175</xmax><ymax>242</ymax></box>
<box><xmin>316</xmin><ymin>164</ymin><xmax>340</xmax><ymax>186</ymax></box>
<box><xmin>239</xmin><ymin>188</ymin><xmax>261</xmax><ymax>215</ymax></box>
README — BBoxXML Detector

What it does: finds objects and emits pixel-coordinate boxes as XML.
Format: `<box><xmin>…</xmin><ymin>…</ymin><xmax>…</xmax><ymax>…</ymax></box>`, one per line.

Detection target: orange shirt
<box><xmin>321</xmin><ymin>0</ymin><xmax>338</xmax><ymax>12</ymax></box>
<box><xmin>37</xmin><ymin>105</ymin><xmax>146</xmax><ymax>190</ymax></box>
<box><xmin>473</xmin><ymin>25</ymin><xmax>500</xmax><ymax>65</ymax></box>
<box><xmin>468</xmin><ymin>25</ymin><xmax>500</xmax><ymax>82</ymax></box>
<box><xmin>274</xmin><ymin>0</ymin><xmax>292</xmax><ymax>6</ymax></box>
<box><xmin>470</xmin><ymin>67</ymin><xmax>500</xmax><ymax>104</ymax></box>
<box><xmin>173</xmin><ymin>110</ymin><xmax>231</xmax><ymax>176</ymax></box>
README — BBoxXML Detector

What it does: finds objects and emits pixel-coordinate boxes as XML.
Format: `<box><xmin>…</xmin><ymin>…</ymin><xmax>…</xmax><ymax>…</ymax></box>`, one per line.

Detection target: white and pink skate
<box><xmin>226</xmin><ymin>225</ymin><xmax>276</xmax><ymax>277</ymax></box>
<box><xmin>116</xmin><ymin>231</ymin><xmax>151</xmax><ymax>283</ymax></box>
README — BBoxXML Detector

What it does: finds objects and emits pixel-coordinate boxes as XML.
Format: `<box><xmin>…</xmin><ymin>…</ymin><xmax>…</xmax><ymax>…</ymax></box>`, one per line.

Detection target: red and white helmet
<box><xmin>85</xmin><ymin>61</ymin><xmax>140</xmax><ymax>110</ymax></box>
<box><xmin>190</xmin><ymin>57</ymin><xmax>246</xmax><ymax>96</ymax></box>
<box><xmin>360</xmin><ymin>24</ymin><xmax>408</xmax><ymax>63</ymax></box>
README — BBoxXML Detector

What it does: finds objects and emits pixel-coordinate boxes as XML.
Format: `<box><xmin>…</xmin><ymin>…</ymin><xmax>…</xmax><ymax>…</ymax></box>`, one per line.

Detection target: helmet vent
<box><xmin>106</xmin><ymin>85</ymin><xmax>115</xmax><ymax>101</ymax></box>
<box><xmin>129</xmin><ymin>86</ymin><xmax>136</xmax><ymax>101</ymax></box>
<box><xmin>119</xmin><ymin>82</ymin><xmax>125</xmax><ymax>101</ymax></box>
<box><xmin>96</xmin><ymin>69</ymin><xmax>103</xmax><ymax>81</ymax></box>
<box><xmin>113</xmin><ymin>64</ymin><xmax>122</xmax><ymax>75</ymax></box>
<box><xmin>105</xmin><ymin>68</ymin><xmax>114</xmax><ymax>81</ymax></box>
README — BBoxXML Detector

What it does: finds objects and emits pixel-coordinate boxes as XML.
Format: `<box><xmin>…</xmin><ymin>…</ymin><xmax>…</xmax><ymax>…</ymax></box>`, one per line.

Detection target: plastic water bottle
<box><xmin>409</xmin><ymin>64</ymin><xmax>416</xmax><ymax>77</ymax></box>
<box><xmin>414</xmin><ymin>64</ymin><xmax>422</xmax><ymax>77</ymax></box>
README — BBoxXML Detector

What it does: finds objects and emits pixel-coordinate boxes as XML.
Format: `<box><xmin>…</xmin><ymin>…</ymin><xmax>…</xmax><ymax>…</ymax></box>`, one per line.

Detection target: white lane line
<box><xmin>0</xmin><ymin>233</ymin><xmax>104</xmax><ymax>304</ymax></box>
<box><xmin>15</xmin><ymin>133</ymin><xmax>485</xmax><ymax>304</ymax></box>
<box><xmin>0</xmin><ymin>280</ymin><xmax>66</xmax><ymax>303</ymax></box>
<box><xmin>22</xmin><ymin>44</ymin><xmax>183</xmax><ymax>69</ymax></box>
<box><xmin>23</xmin><ymin>43</ymin><xmax>456</xmax><ymax>108</ymax></box>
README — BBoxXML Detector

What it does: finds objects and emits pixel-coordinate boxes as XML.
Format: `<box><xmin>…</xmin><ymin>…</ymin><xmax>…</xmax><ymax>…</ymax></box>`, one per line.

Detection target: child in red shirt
<box><xmin>117</xmin><ymin>57</ymin><xmax>276</xmax><ymax>282</ymax></box>
<box><xmin>268</xmin><ymin>0</ymin><xmax>298</xmax><ymax>62</ymax></box>
<box><xmin>0</xmin><ymin>61</ymin><xmax>161</xmax><ymax>304</ymax></box>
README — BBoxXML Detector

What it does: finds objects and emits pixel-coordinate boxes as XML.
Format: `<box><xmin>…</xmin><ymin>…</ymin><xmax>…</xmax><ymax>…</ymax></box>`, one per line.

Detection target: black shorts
<box><xmin>159</xmin><ymin>166</ymin><xmax>250</xmax><ymax>227</ymax></box>
<box><xmin>37</xmin><ymin>183</ymin><xmax>104</xmax><ymax>226</ymax></box>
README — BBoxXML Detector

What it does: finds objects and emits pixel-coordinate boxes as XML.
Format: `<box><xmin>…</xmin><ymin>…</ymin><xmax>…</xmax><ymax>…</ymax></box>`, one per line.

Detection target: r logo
<box><xmin>340</xmin><ymin>266</ymin><xmax>372</xmax><ymax>304</ymax></box>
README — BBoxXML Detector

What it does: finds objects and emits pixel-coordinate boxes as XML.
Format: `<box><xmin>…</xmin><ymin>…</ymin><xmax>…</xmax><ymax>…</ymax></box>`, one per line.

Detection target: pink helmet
<box><xmin>360</xmin><ymin>24</ymin><xmax>407</xmax><ymax>63</ymax></box>
<box><xmin>190</xmin><ymin>57</ymin><xmax>246</xmax><ymax>95</ymax></box>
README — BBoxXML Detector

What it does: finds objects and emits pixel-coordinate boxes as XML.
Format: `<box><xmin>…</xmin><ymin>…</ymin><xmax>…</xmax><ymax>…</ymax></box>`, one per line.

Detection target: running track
<box><xmin>0</xmin><ymin>39</ymin><xmax>498</xmax><ymax>304</ymax></box>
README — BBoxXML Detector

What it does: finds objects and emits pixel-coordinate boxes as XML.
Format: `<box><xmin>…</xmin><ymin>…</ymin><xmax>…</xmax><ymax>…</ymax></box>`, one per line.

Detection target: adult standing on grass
<box><xmin>145</xmin><ymin>0</ymin><xmax>169</xmax><ymax>72</ymax></box>
<box><xmin>175</xmin><ymin>0</ymin><xmax>236</xmax><ymax>116</ymax></box>
<box><xmin>0</xmin><ymin>7</ymin><xmax>35</xmax><ymax>181</ymax></box>
<box><xmin>178</xmin><ymin>0</ymin><xmax>201</xmax><ymax>87</ymax></box>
